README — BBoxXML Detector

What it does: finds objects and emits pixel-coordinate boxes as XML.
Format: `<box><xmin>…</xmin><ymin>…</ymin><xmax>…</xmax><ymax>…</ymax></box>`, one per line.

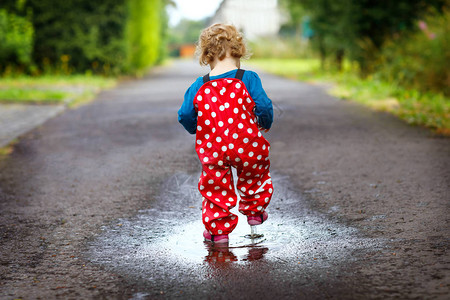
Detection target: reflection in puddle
<box><xmin>85</xmin><ymin>173</ymin><xmax>384</xmax><ymax>296</ymax></box>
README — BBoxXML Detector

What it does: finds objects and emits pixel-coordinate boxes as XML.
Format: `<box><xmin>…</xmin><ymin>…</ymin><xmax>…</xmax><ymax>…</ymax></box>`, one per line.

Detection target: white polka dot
<box><xmin>205</xmin><ymin>216</ymin><xmax>209</xmax><ymax>222</ymax></box>
<box><xmin>200</xmin><ymin>185</ymin><xmax>205</xmax><ymax>190</ymax></box>
<box><xmin>246</xmin><ymin>172</ymin><xmax>251</xmax><ymax>176</ymax></box>
<box><xmin>199</xmin><ymin>148</ymin><xmax>205</xmax><ymax>154</ymax></box>
<box><xmin>212</xmin><ymin>82</ymin><xmax>217</xmax><ymax>87</ymax></box>
<box><xmin>203</xmin><ymin>208</ymin><xmax>206</xmax><ymax>213</ymax></box>
<box><xmin>257</xmin><ymin>155</ymin><xmax>262</xmax><ymax>160</ymax></box>
<box><xmin>220</xmin><ymin>87</ymin><xmax>226</xmax><ymax>95</ymax></box>
<box><xmin>203</xmin><ymin>171</ymin><xmax>206</xmax><ymax>176</ymax></box>
<box><xmin>222</xmin><ymin>190</ymin><xmax>227</xmax><ymax>196</ymax></box>
<box><xmin>198</xmin><ymin>111</ymin><xmax>203</xmax><ymax>116</ymax></box>
<box><xmin>226</xmin><ymin>203</ymin><xmax>231</xmax><ymax>207</ymax></box>
<box><xmin>233</xmin><ymin>133</ymin><xmax>238</xmax><ymax>139</ymax></box>
<box><xmin>205</xmin><ymin>104</ymin><xmax>209</xmax><ymax>110</ymax></box>
<box><xmin>210</xmin><ymin>203</ymin><xmax>214</xmax><ymax>208</ymax></box>
<box><xmin>247</xmin><ymin>179</ymin><xmax>253</xmax><ymax>184</ymax></box>
<box><xmin>204</xmin><ymin>120</ymin><xmax>210</xmax><ymax>125</ymax></box>
<box><xmin>215</xmin><ymin>171</ymin><xmax>220</xmax><ymax>177</ymax></box>
<box><xmin>249</xmin><ymin>152</ymin><xmax>254</xmax><ymax>157</ymax></box>
<box><xmin>258</xmin><ymin>132</ymin><xmax>262</xmax><ymax>137</ymax></box>
<box><xmin>224</xmin><ymin>129</ymin><xmax>229</xmax><ymax>136</ymax></box>
<box><xmin>269</xmin><ymin>188</ymin><xmax>273</xmax><ymax>194</ymax></box>
<box><xmin>257</xmin><ymin>206</ymin><xmax>262</xmax><ymax>211</ymax></box>
<box><xmin>197</xmin><ymin>95</ymin><xmax>202</xmax><ymax>101</ymax></box>
<box><xmin>238</xmin><ymin>98</ymin><xmax>243</xmax><ymax>104</ymax></box>
<box><xmin>247</xmin><ymin>128</ymin><xmax>253</xmax><ymax>134</ymax></box>
<box><xmin>197</xmin><ymin>139</ymin><xmax>202</xmax><ymax>145</ymax></box>
<box><xmin>233</xmin><ymin>108</ymin><xmax>239</xmax><ymax>114</ymax></box>
<box><xmin>229</xmin><ymin>197</ymin><xmax>234</xmax><ymax>202</ymax></box>
<box><xmin>252</xmin><ymin>142</ymin><xmax>258</xmax><ymax>147</ymax></box>
<box><xmin>203</xmin><ymin>157</ymin><xmax>209</xmax><ymax>162</ymax></box>
<box><xmin>207</xmin><ymin>142</ymin><xmax>212</xmax><ymax>148</ymax></box>
<box><xmin>241</xmin><ymin>113</ymin><xmax>246</xmax><ymax>119</ymax></box>
<box><xmin>255</xmin><ymin>195</ymin><xmax>260</xmax><ymax>199</ymax></box>
<box><xmin>219</xmin><ymin>105</ymin><xmax>225</xmax><ymax>111</ymax></box>
<box><xmin>238</xmin><ymin>123</ymin><xmax>244</xmax><ymax>129</ymax></box>
<box><xmin>224</xmin><ymin>103</ymin><xmax>230</xmax><ymax>108</ymax></box>
<box><xmin>250</xmin><ymin>119</ymin><xmax>254</xmax><ymax>124</ymax></box>
<box><xmin>213</xmin><ymin>152</ymin><xmax>218</xmax><ymax>158</ymax></box>
<box><xmin>246</xmin><ymin>97</ymin><xmax>251</xmax><ymax>103</ymax></box>
<box><xmin>207</xmin><ymin>191</ymin><xmax>212</xmax><ymax>196</ymax></box>
<box><xmin>241</xmin><ymin>187</ymin><xmax>246</xmax><ymax>192</ymax></box>
<box><xmin>224</xmin><ymin>222</ymin><xmax>230</xmax><ymax>228</ymax></box>
<box><xmin>244</xmin><ymin>162</ymin><xmax>249</xmax><ymax>167</ymax></box>
<box><xmin>218</xmin><ymin>121</ymin><xmax>224</xmax><ymax>127</ymax></box>
<box><xmin>235</xmin><ymin>157</ymin><xmax>240</xmax><ymax>162</ymax></box>
<box><xmin>222</xmin><ymin>178</ymin><xmax>227</xmax><ymax>184</ymax></box>
<box><xmin>229</xmin><ymin>92</ymin><xmax>236</xmax><ymax>99</ymax></box>
<box><xmin>236</xmin><ymin>83</ymin><xmax>241</xmax><ymax>89</ymax></box>
<box><xmin>265</xmin><ymin>197</ymin><xmax>269</xmax><ymax>203</ymax></box>
<box><xmin>205</xmin><ymin>88</ymin><xmax>210</xmax><ymax>94</ymax></box>
<box><xmin>262</xmin><ymin>145</ymin><xmax>266</xmax><ymax>150</ymax></box>
<box><xmin>228</xmin><ymin>118</ymin><xmax>233</xmax><ymax>124</ymax></box>
<box><xmin>222</xmin><ymin>145</ymin><xmax>227</xmax><ymax>151</ymax></box>
<box><xmin>211</xmin><ymin>112</ymin><xmax>216</xmax><ymax>118</ymax></box>
<box><xmin>212</xmin><ymin>96</ymin><xmax>217</xmax><ymax>102</ymax></box>
<box><xmin>252</xmin><ymin>164</ymin><xmax>257</xmax><ymax>169</ymax></box>
<box><xmin>212</xmin><ymin>128</ymin><xmax>216</xmax><ymax>133</ymax></box>
<box><xmin>218</xmin><ymin>229</ymin><xmax>223</xmax><ymax>234</ymax></box>
<box><xmin>244</xmin><ymin>205</ymin><xmax>249</xmax><ymax>209</ymax></box>
<box><xmin>205</xmin><ymin>134</ymin><xmax>210</xmax><ymax>139</ymax></box>
<box><xmin>243</xmin><ymin>138</ymin><xmax>249</xmax><ymax>143</ymax></box>
<box><xmin>208</xmin><ymin>179</ymin><xmax>213</xmax><ymax>184</ymax></box>
<box><xmin>218</xmin><ymin>160</ymin><xmax>223</xmax><ymax>166</ymax></box>
<box><xmin>228</xmin><ymin>143</ymin><xmax>234</xmax><ymax>149</ymax></box>
<box><xmin>238</xmin><ymin>148</ymin><xmax>244</xmax><ymax>154</ymax></box>
<box><xmin>216</xmin><ymin>137</ymin><xmax>222</xmax><ymax>142</ymax></box>
<box><xmin>211</xmin><ymin>222</ymin><xmax>216</xmax><ymax>228</ymax></box>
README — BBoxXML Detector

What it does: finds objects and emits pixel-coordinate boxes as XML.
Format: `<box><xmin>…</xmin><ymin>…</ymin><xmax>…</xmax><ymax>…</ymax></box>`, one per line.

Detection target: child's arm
<box><xmin>178</xmin><ymin>83</ymin><xmax>199</xmax><ymax>134</ymax></box>
<box><xmin>246</xmin><ymin>72</ymin><xmax>273</xmax><ymax>131</ymax></box>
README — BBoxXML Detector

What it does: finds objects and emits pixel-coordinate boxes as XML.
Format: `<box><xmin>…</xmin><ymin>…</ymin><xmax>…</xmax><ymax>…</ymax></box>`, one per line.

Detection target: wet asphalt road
<box><xmin>0</xmin><ymin>60</ymin><xmax>449</xmax><ymax>299</ymax></box>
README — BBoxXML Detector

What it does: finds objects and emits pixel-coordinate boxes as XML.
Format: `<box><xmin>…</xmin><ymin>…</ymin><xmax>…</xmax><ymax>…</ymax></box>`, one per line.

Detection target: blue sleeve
<box><xmin>245</xmin><ymin>71</ymin><xmax>273</xmax><ymax>129</ymax></box>
<box><xmin>178</xmin><ymin>79</ymin><xmax>201</xmax><ymax>134</ymax></box>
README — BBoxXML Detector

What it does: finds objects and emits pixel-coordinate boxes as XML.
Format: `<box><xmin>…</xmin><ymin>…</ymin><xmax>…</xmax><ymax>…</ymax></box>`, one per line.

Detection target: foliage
<box><xmin>0</xmin><ymin>0</ymin><xmax>168</xmax><ymax>75</ymax></box>
<box><xmin>249</xmin><ymin>58</ymin><xmax>450</xmax><ymax>134</ymax></box>
<box><xmin>126</xmin><ymin>0</ymin><xmax>162</xmax><ymax>74</ymax></box>
<box><xmin>376</xmin><ymin>7</ymin><xmax>450</xmax><ymax>96</ymax></box>
<box><xmin>282</xmin><ymin>0</ymin><xmax>447</xmax><ymax>74</ymax></box>
<box><xmin>0</xmin><ymin>8</ymin><xmax>33</xmax><ymax>69</ymax></box>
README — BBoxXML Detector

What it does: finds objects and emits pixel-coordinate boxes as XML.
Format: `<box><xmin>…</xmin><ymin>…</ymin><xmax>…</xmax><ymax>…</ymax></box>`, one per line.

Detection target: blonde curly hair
<box><xmin>197</xmin><ymin>24</ymin><xmax>250</xmax><ymax>66</ymax></box>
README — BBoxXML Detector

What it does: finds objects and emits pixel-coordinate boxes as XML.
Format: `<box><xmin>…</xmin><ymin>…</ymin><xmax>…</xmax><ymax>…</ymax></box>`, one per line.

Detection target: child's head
<box><xmin>197</xmin><ymin>24</ymin><xmax>249</xmax><ymax>67</ymax></box>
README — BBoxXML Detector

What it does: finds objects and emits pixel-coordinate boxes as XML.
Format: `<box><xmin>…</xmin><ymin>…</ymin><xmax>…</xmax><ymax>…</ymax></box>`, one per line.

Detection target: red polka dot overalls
<box><xmin>194</xmin><ymin>69</ymin><xmax>273</xmax><ymax>236</ymax></box>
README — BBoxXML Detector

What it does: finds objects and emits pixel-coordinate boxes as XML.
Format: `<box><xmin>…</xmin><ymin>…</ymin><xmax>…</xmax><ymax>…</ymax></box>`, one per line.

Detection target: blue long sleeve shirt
<box><xmin>178</xmin><ymin>69</ymin><xmax>273</xmax><ymax>134</ymax></box>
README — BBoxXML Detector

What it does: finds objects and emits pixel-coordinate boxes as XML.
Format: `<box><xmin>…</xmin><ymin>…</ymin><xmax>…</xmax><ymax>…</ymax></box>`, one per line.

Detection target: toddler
<box><xmin>178</xmin><ymin>24</ymin><xmax>273</xmax><ymax>244</ymax></box>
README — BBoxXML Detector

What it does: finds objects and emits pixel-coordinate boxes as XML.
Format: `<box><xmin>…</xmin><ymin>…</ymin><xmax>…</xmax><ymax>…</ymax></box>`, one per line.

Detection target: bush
<box><xmin>377</xmin><ymin>8</ymin><xmax>450</xmax><ymax>96</ymax></box>
<box><xmin>0</xmin><ymin>9</ymin><xmax>33</xmax><ymax>69</ymax></box>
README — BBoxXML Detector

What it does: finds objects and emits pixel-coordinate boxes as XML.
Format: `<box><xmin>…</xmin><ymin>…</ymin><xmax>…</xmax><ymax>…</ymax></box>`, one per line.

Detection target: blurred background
<box><xmin>0</xmin><ymin>0</ymin><xmax>448</xmax><ymax>133</ymax></box>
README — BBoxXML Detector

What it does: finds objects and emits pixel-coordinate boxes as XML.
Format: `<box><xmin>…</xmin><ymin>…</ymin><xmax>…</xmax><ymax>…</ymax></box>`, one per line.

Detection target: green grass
<box><xmin>0</xmin><ymin>75</ymin><xmax>116</xmax><ymax>105</ymax></box>
<box><xmin>249</xmin><ymin>58</ymin><xmax>450</xmax><ymax>135</ymax></box>
<box><xmin>0</xmin><ymin>88</ymin><xmax>74</xmax><ymax>104</ymax></box>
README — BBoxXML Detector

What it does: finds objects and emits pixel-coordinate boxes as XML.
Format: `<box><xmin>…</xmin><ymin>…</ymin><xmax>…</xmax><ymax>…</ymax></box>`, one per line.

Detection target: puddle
<box><xmin>85</xmin><ymin>172</ymin><xmax>384</xmax><ymax>296</ymax></box>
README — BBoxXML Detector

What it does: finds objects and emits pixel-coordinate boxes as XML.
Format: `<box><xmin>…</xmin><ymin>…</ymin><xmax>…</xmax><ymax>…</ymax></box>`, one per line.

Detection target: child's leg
<box><xmin>198</xmin><ymin>163</ymin><xmax>239</xmax><ymax>236</ymax></box>
<box><xmin>236</xmin><ymin>156</ymin><xmax>273</xmax><ymax>216</ymax></box>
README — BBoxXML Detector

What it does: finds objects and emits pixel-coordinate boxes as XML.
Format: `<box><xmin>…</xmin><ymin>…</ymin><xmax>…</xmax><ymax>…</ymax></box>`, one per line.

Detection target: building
<box><xmin>211</xmin><ymin>0</ymin><xmax>283</xmax><ymax>40</ymax></box>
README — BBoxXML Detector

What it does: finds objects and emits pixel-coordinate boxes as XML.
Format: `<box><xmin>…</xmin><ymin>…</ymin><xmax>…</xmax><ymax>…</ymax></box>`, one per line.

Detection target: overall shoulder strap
<box><xmin>203</xmin><ymin>73</ymin><xmax>210</xmax><ymax>84</ymax></box>
<box><xmin>235</xmin><ymin>69</ymin><xmax>245</xmax><ymax>80</ymax></box>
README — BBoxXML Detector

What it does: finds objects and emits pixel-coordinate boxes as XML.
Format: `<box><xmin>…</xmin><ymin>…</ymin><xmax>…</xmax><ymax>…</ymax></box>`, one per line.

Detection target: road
<box><xmin>0</xmin><ymin>60</ymin><xmax>449</xmax><ymax>299</ymax></box>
